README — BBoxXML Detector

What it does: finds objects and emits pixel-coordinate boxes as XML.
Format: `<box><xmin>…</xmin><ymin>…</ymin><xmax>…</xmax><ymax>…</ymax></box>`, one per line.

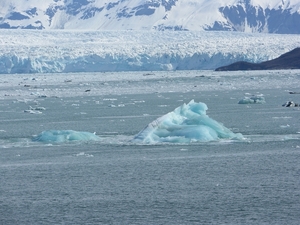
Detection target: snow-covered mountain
<box><xmin>0</xmin><ymin>0</ymin><xmax>300</xmax><ymax>33</ymax></box>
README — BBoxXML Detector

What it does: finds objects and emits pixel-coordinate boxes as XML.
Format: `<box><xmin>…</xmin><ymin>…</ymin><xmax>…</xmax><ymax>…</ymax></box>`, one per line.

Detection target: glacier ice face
<box><xmin>133</xmin><ymin>100</ymin><xmax>244</xmax><ymax>143</ymax></box>
<box><xmin>32</xmin><ymin>130</ymin><xmax>101</xmax><ymax>143</ymax></box>
<box><xmin>0</xmin><ymin>30</ymin><xmax>300</xmax><ymax>74</ymax></box>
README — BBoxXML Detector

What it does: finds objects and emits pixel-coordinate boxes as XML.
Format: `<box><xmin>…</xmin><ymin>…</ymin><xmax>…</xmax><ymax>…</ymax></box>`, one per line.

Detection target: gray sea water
<box><xmin>0</xmin><ymin>71</ymin><xmax>300</xmax><ymax>224</ymax></box>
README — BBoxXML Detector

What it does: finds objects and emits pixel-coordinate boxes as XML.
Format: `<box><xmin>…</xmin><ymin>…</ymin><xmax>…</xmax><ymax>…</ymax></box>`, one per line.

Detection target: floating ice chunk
<box><xmin>133</xmin><ymin>100</ymin><xmax>243</xmax><ymax>143</ymax></box>
<box><xmin>24</xmin><ymin>109</ymin><xmax>42</xmax><ymax>114</ymax></box>
<box><xmin>24</xmin><ymin>106</ymin><xmax>46</xmax><ymax>114</ymax></box>
<box><xmin>33</xmin><ymin>106</ymin><xmax>46</xmax><ymax>111</ymax></box>
<box><xmin>238</xmin><ymin>95</ymin><xmax>266</xmax><ymax>104</ymax></box>
<box><xmin>75</xmin><ymin>152</ymin><xmax>94</xmax><ymax>157</ymax></box>
<box><xmin>29</xmin><ymin>106</ymin><xmax>46</xmax><ymax>111</ymax></box>
<box><xmin>282</xmin><ymin>101</ymin><xmax>299</xmax><ymax>107</ymax></box>
<box><xmin>33</xmin><ymin>130</ymin><xmax>101</xmax><ymax>143</ymax></box>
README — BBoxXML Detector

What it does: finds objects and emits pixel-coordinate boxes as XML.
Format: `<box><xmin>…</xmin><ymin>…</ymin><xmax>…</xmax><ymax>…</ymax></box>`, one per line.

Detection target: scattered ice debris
<box><xmin>103</xmin><ymin>98</ymin><xmax>117</xmax><ymax>101</ymax></box>
<box><xmin>32</xmin><ymin>130</ymin><xmax>101</xmax><ymax>143</ymax></box>
<box><xmin>32</xmin><ymin>106</ymin><xmax>46</xmax><ymax>111</ymax></box>
<box><xmin>132</xmin><ymin>100</ymin><xmax>244</xmax><ymax>144</ymax></box>
<box><xmin>282</xmin><ymin>101</ymin><xmax>299</xmax><ymax>107</ymax></box>
<box><xmin>24</xmin><ymin>109</ymin><xmax>42</xmax><ymax>114</ymax></box>
<box><xmin>272</xmin><ymin>116</ymin><xmax>292</xmax><ymax>119</ymax></box>
<box><xmin>75</xmin><ymin>152</ymin><xmax>94</xmax><ymax>157</ymax></box>
<box><xmin>280</xmin><ymin>124</ymin><xmax>290</xmax><ymax>128</ymax></box>
<box><xmin>238</xmin><ymin>95</ymin><xmax>266</xmax><ymax>104</ymax></box>
<box><xmin>24</xmin><ymin>106</ymin><xmax>46</xmax><ymax>114</ymax></box>
<box><xmin>289</xmin><ymin>91</ymin><xmax>300</xmax><ymax>94</ymax></box>
<box><xmin>31</xmin><ymin>92</ymin><xmax>40</xmax><ymax>96</ymax></box>
<box><xmin>15</xmin><ymin>99</ymin><xmax>37</xmax><ymax>104</ymax></box>
<box><xmin>64</xmin><ymin>79</ymin><xmax>72</xmax><ymax>82</ymax></box>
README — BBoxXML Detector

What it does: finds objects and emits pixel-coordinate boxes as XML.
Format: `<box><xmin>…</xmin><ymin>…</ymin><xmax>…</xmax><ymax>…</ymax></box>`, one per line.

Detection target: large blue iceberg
<box><xmin>133</xmin><ymin>100</ymin><xmax>244</xmax><ymax>143</ymax></box>
<box><xmin>33</xmin><ymin>130</ymin><xmax>101</xmax><ymax>143</ymax></box>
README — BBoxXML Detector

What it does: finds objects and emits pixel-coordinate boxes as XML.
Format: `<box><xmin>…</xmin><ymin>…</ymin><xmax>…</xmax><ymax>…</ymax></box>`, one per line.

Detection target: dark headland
<box><xmin>215</xmin><ymin>47</ymin><xmax>300</xmax><ymax>71</ymax></box>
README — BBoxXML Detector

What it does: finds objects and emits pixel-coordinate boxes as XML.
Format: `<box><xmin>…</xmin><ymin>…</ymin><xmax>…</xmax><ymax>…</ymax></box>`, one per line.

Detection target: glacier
<box><xmin>32</xmin><ymin>130</ymin><xmax>101</xmax><ymax>143</ymax></box>
<box><xmin>0</xmin><ymin>30</ymin><xmax>300</xmax><ymax>74</ymax></box>
<box><xmin>133</xmin><ymin>100</ymin><xmax>244</xmax><ymax>144</ymax></box>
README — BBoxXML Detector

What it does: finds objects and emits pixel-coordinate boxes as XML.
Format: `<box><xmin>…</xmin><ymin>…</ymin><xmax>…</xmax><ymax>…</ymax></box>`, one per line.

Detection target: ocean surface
<box><xmin>0</xmin><ymin>70</ymin><xmax>300</xmax><ymax>224</ymax></box>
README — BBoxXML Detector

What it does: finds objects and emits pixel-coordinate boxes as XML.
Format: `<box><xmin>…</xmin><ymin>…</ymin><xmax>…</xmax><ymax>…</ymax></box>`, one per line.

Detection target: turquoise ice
<box><xmin>33</xmin><ymin>130</ymin><xmax>101</xmax><ymax>143</ymax></box>
<box><xmin>133</xmin><ymin>100</ymin><xmax>244</xmax><ymax>143</ymax></box>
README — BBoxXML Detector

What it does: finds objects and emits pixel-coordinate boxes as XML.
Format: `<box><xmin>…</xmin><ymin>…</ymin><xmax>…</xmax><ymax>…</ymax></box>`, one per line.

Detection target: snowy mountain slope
<box><xmin>0</xmin><ymin>0</ymin><xmax>300</xmax><ymax>33</ymax></box>
<box><xmin>0</xmin><ymin>30</ymin><xmax>299</xmax><ymax>74</ymax></box>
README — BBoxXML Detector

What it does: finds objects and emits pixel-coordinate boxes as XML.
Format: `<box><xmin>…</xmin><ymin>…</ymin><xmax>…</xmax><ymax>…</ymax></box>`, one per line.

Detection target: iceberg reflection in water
<box><xmin>133</xmin><ymin>100</ymin><xmax>244</xmax><ymax>143</ymax></box>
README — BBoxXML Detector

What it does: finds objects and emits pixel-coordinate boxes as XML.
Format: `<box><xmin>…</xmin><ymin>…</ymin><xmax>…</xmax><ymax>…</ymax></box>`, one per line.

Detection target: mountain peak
<box><xmin>0</xmin><ymin>0</ymin><xmax>299</xmax><ymax>33</ymax></box>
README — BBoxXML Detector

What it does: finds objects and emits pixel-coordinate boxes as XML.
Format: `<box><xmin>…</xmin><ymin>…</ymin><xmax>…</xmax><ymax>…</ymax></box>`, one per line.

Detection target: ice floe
<box><xmin>32</xmin><ymin>130</ymin><xmax>101</xmax><ymax>143</ymax></box>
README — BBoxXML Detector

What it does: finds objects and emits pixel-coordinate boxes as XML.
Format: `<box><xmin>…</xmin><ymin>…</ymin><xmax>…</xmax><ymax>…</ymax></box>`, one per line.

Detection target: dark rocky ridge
<box><xmin>215</xmin><ymin>47</ymin><xmax>300</xmax><ymax>71</ymax></box>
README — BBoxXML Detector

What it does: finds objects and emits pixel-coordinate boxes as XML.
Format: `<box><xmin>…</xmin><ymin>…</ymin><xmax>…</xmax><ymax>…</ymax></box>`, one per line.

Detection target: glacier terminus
<box><xmin>0</xmin><ymin>30</ymin><xmax>300</xmax><ymax>74</ymax></box>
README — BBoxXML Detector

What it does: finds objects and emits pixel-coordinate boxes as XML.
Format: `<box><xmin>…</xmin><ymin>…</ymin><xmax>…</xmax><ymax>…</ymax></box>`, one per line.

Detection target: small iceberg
<box><xmin>33</xmin><ymin>130</ymin><xmax>101</xmax><ymax>143</ymax></box>
<box><xmin>282</xmin><ymin>101</ymin><xmax>299</xmax><ymax>107</ymax></box>
<box><xmin>238</xmin><ymin>95</ymin><xmax>265</xmax><ymax>104</ymax></box>
<box><xmin>133</xmin><ymin>100</ymin><xmax>243</xmax><ymax>143</ymax></box>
